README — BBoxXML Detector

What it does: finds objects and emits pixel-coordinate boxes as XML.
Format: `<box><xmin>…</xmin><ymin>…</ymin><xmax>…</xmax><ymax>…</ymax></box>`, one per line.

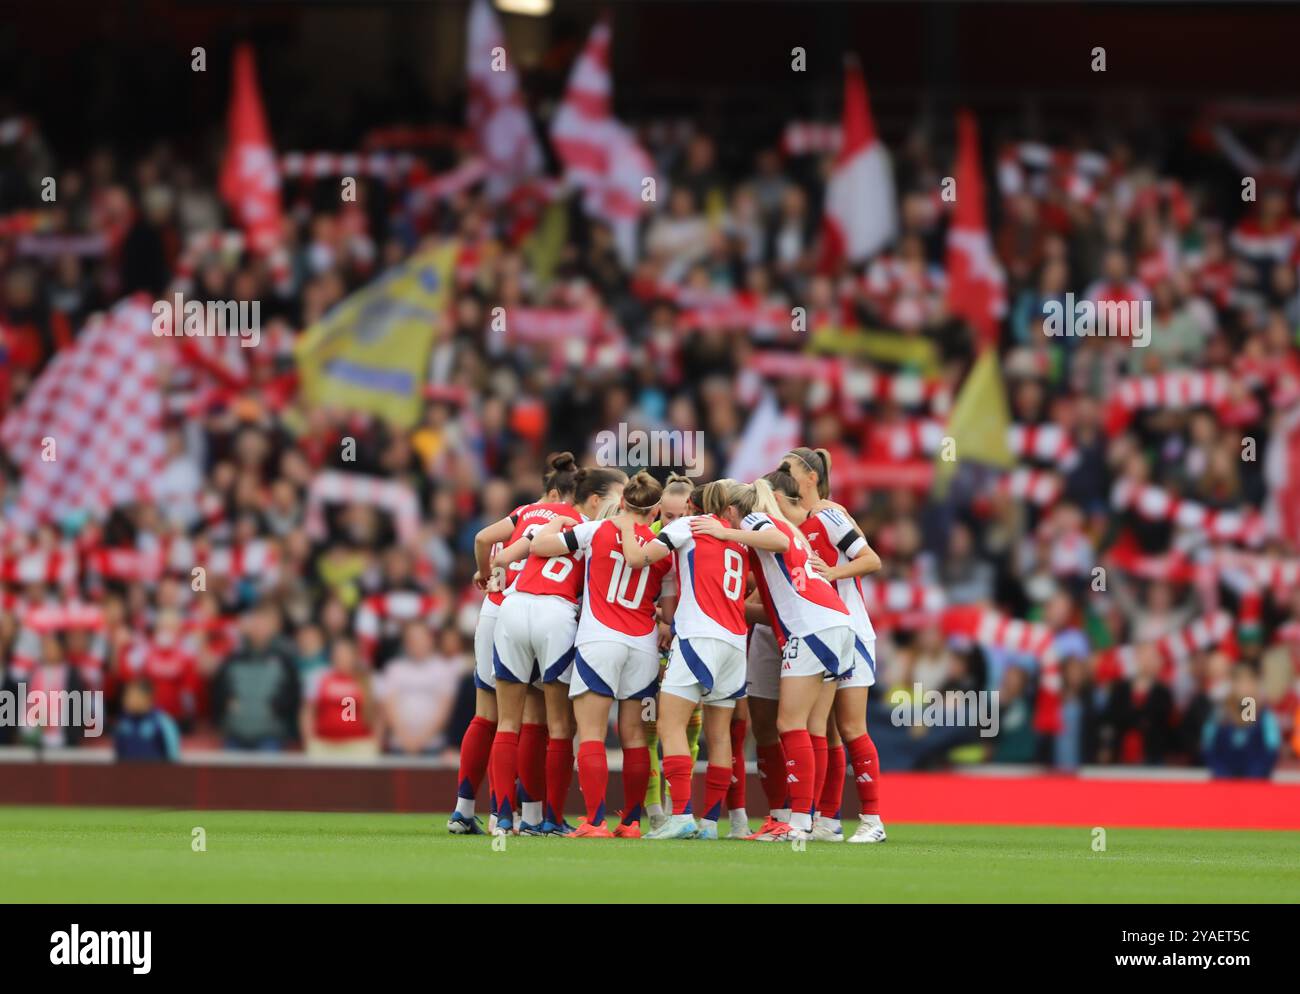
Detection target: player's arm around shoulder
<box><xmin>692</xmin><ymin>512</ymin><xmax>789</xmax><ymax>552</ymax></box>
<box><xmin>529</xmin><ymin>516</ymin><xmax>583</xmax><ymax>558</ymax></box>
<box><xmin>814</xmin><ymin>507</ymin><xmax>881</xmax><ymax>579</ymax></box>
<box><xmin>623</xmin><ymin>513</ymin><xmax>673</xmax><ymax>567</ymax></box>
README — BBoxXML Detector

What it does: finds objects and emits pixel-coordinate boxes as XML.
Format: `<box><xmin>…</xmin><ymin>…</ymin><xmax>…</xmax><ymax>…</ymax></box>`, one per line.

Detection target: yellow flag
<box><xmin>295</xmin><ymin>243</ymin><xmax>456</xmax><ymax>429</ymax></box>
<box><xmin>810</xmin><ymin>326</ymin><xmax>940</xmax><ymax>375</ymax></box>
<box><xmin>935</xmin><ymin>349</ymin><xmax>1013</xmax><ymax>492</ymax></box>
<box><xmin>523</xmin><ymin>200</ymin><xmax>568</xmax><ymax>293</ymax></box>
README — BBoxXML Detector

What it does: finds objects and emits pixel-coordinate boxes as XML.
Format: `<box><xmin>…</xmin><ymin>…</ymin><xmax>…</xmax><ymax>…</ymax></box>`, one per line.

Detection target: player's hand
<box><xmin>472</xmin><ymin>570</ymin><xmax>487</xmax><ymax>591</ymax></box>
<box><xmin>657</xmin><ymin>622</ymin><xmax>673</xmax><ymax>652</ymax></box>
<box><xmin>689</xmin><ymin>515</ymin><xmax>725</xmax><ymax>538</ymax></box>
<box><xmin>809</xmin><ymin>552</ymin><xmax>835</xmax><ymax>580</ymax></box>
<box><xmin>811</xmin><ymin>498</ymin><xmax>849</xmax><ymax>516</ymax></box>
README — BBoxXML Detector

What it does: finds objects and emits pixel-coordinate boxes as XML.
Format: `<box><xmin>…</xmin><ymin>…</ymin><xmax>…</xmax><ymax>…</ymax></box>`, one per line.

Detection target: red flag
<box><xmin>820</xmin><ymin>57</ymin><xmax>896</xmax><ymax>269</ymax></box>
<box><xmin>0</xmin><ymin>298</ymin><xmax>176</xmax><ymax>529</ymax></box>
<box><xmin>466</xmin><ymin>0</ymin><xmax>544</xmax><ymax>201</ymax></box>
<box><xmin>945</xmin><ymin>111</ymin><xmax>1005</xmax><ymax>349</ymax></box>
<box><xmin>551</xmin><ymin>17</ymin><xmax>656</xmax><ymax>266</ymax></box>
<box><xmin>219</xmin><ymin>43</ymin><xmax>283</xmax><ymax>254</ymax></box>
<box><xmin>1266</xmin><ymin>405</ymin><xmax>1300</xmax><ymax>547</ymax></box>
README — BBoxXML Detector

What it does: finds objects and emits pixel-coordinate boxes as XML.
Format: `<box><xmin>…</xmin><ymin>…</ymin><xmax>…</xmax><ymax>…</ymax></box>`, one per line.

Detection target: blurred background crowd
<box><xmin>0</xmin><ymin>0</ymin><xmax>1297</xmax><ymax>778</ymax></box>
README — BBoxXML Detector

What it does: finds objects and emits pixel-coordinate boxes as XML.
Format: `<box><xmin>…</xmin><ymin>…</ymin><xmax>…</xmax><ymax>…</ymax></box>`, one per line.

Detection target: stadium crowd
<box><xmin>0</xmin><ymin>93</ymin><xmax>1298</xmax><ymax>778</ymax></box>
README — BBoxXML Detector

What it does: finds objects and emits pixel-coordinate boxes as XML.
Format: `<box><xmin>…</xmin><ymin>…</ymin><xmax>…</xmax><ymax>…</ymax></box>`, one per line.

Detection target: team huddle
<box><xmin>448</xmin><ymin>448</ymin><xmax>887</xmax><ymax>843</ymax></box>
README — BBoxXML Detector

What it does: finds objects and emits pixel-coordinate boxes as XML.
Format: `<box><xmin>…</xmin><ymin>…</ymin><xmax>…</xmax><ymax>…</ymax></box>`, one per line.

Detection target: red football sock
<box><xmin>517</xmin><ymin>723</ymin><xmax>548</xmax><ymax>814</ymax></box>
<box><xmin>810</xmin><ymin>734</ymin><xmax>828</xmax><ymax>815</ymax></box>
<box><xmin>545</xmin><ymin>737</ymin><xmax>575</xmax><ymax>825</ymax></box>
<box><xmin>702</xmin><ymin>764</ymin><xmax>732</xmax><ymax>822</ymax></box>
<box><xmin>755</xmin><ymin>742</ymin><xmax>788</xmax><ymax>812</ymax></box>
<box><xmin>621</xmin><ymin>745</ymin><xmax>651</xmax><ymax>824</ymax></box>
<box><xmin>576</xmin><ymin>741</ymin><xmax>608</xmax><ymax>826</ymax></box>
<box><xmin>846</xmin><ymin>733</ymin><xmax>881</xmax><ymax>816</ymax></box>
<box><xmin>779</xmin><ymin>729</ymin><xmax>815</xmax><ymax>819</ymax></box>
<box><xmin>457</xmin><ymin>716</ymin><xmax>496</xmax><ymax>805</ymax></box>
<box><xmin>489</xmin><ymin>730</ymin><xmax>519</xmax><ymax>822</ymax></box>
<box><xmin>819</xmin><ymin>741</ymin><xmax>847</xmax><ymax>818</ymax></box>
<box><xmin>727</xmin><ymin>719</ymin><xmax>748</xmax><ymax>810</ymax></box>
<box><xmin>662</xmin><ymin>754</ymin><xmax>694</xmax><ymax>815</ymax></box>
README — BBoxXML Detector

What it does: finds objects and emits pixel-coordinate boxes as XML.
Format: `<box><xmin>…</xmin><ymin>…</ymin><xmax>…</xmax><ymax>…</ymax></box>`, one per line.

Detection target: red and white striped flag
<box><xmin>1265</xmin><ymin>403</ymin><xmax>1300</xmax><ymax>547</ymax></box>
<box><xmin>466</xmin><ymin>0</ymin><xmax>544</xmax><ymax>201</ymax></box>
<box><xmin>725</xmin><ymin>391</ymin><xmax>801</xmax><ymax>484</ymax></box>
<box><xmin>550</xmin><ymin>17</ymin><xmax>656</xmax><ymax>265</ymax></box>
<box><xmin>219</xmin><ymin>43</ymin><xmax>283</xmax><ymax>254</ymax></box>
<box><xmin>0</xmin><ymin>298</ymin><xmax>173</xmax><ymax>529</ymax></box>
<box><xmin>945</xmin><ymin>110</ymin><xmax>1006</xmax><ymax>349</ymax></box>
<box><xmin>820</xmin><ymin>57</ymin><xmax>896</xmax><ymax>268</ymax></box>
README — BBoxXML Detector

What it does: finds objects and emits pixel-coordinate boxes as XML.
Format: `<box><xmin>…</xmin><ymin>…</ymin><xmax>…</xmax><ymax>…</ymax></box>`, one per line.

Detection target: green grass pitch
<box><xmin>3</xmin><ymin>806</ymin><xmax>1297</xmax><ymax>903</ymax></box>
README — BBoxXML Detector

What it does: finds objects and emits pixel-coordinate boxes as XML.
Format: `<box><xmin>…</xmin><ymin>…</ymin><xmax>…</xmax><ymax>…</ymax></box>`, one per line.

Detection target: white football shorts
<box><xmin>661</xmin><ymin>636</ymin><xmax>746</xmax><ymax>708</ymax></box>
<box><xmin>492</xmin><ymin>592</ymin><xmax>578</xmax><ymax>687</ymax></box>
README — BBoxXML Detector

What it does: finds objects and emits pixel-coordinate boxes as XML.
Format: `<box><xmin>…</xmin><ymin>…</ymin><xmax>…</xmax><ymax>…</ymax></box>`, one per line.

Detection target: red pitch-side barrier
<box><xmin>2</xmin><ymin>759</ymin><xmax>1298</xmax><ymax>830</ymax></box>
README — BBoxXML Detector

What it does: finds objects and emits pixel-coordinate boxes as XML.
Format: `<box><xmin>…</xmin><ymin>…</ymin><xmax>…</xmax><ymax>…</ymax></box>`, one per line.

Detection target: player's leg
<box><xmin>745</xmin><ymin>626</ymin><xmax>789</xmax><ymax>838</ymax></box>
<box><xmin>773</xmin><ymin>666</ymin><xmax>823</xmax><ymax>838</ymax></box>
<box><xmin>542</xmin><ymin>679</ymin><xmax>576</xmax><ymax>833</ymax></box>
<box><xmin>645</xmin><ymin>688</ymin><xmax>699</xmax><ymax>838</ymax></box>
<box><xmin>644</xmin><ymin>651</ymin><xmax>669</xmax><ymax>828</ymax></box>
<box><xmin>517</xmin><ymin>687</ymin><xmax>548</xmax><ymax>832</ymax></box>
<box><xmin>645</xmin><ymin>639</ymin><xmax>706</xmax><ymax>839</ymax></box>
<box><xmin>726</xmin><ymin>698</ymin><xmax>750</xmax><ymax>838</ymax></box>
<box><xmin>643</xmin><ymin>715</ymin><xmax>665</xmax><ymax>828</ymax></box>
<box><xmin>808</xmin><ymin>677</ymin><xmax>835</xmax><ymax>820</ymax></box>
<box><xmin>490</xmin><ymin>678</ymin><xmax>529</xmax><ymax>835</ymax></box>
<box><xmin>749</xmin><ymin>695</ymin><xmax>787</xmax><ymax>822</ymax></box>
<box><xmin>840</xmin><ymin>684</ymin><xmax>886</xmax><ymax>843</ymax></box>
<box><xmin>451</xmin><ymin>617</ymin><xmax>502</xmax><ymax>834</ymax></box>
<box><xmin>612</xmin><ymin>649</ymin><xmax>657</xmax><ymax>837</ymax></box>
<box><xmin>616</xmin><ymin>697</ymin><xmax>651</xmax><ymax>837</ymax></box>
<box><xmin>807</xmin><ymin>680</ymin><xmax>842</xmax><ymax>841</ymax></box>
<box><xmin>694</xmin><ymin>703</ymin><xmax>735</xmax><ymax>840</ymax></box>
<box><xmin>450</xmin><ymin>685</ymin><xmax>497</xmax><ymax>834</ymax></box>
<box><xmin>571</xmin><ymin>678</ymin><xmax>614</xmax><ymax>838</ymax></box>
<box><xmin>666</xmin><ymin>704</ymin><xmax>702</xmax><ymax>815</ymax></box>
<box><xmin>686</xmin><ymin>704</ymin><xmax>703</xmax><ymax>766</ymax></box>
<box><xmin>537</xmin><ymin>601</ymin><xmax>579</xmax><ymax>834</ymax></box>
<box><xmin>813</xmin><ymin>711</ymin><xmax>848</xmax><ymax>840</ymax></box>
<box><xmin>489</xmin><ymin>600</ymin><xmax>540</xmax><ymax>834</ymax></box>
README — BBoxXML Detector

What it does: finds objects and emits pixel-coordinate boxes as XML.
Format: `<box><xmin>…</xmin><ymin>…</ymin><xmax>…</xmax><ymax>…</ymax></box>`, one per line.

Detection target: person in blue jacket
<box><xmin>114</xmin><ymin>678</ymin><xmax>181</xmax><ymax>762</ymax></box>
<box><xmin>1202</xmin><ymin>664</ymin><xmax>1280</xmax><ymax>780</ymax></box>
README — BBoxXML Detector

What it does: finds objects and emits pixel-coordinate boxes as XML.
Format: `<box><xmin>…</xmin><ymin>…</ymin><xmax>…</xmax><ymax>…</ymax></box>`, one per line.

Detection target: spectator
<box><xmin>1203</xmin><ymin>665</ymin><xmax>1282</xmax><ymax>779</ymax></box>
<box><xmin>300</xmin><ymin>637</ymin><xmax>380</xmax><ymax>759</ymax></box>
<box><xmin>113</xmin><ymin>678</ymin><xmax>181</xmax><ymax>762</ymax></box>
<box><xmin>379</xmin><ymin>622</ymin><xmax>463</xmax><ymax>757</ymax></box>
<box><xmin>937</xmin><ymin>523</ymin><xmax>996</xmax><ymax>606</ymax></box>
<box><xmin>211</xmin><ymin>606</ymin><xmax>300</xmax><ymax>751</ymax></box>
<box><xmin>1098</xmin><ymin>645</ymin><xmax>1175</xmax><ymax>765</ymax></box>
<box><xmin>1054</xmin><ymin>656</ymin><xmax>1101</xmax><ymax>769</ymax></box>
<box><xmin>992</xmin><ymin>665</ymin><xmax>1036</xmax><ymax>763</ymax></box>
<box><xmin>24</xmin><ymin>634</ymin><xmax>91</xmax><ymax>748</ymax></box>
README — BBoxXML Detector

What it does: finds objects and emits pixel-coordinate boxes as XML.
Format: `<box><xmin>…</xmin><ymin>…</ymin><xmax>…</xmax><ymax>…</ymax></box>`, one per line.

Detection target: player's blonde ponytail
<box><xmin>727</xmin><ymin>476</ymin><xmax>811</xmax><ymax>554</ymax></box>
<box><xmin>691</xmin><ymin>478</ymin><xmax>736</xmax><ymax>516</ymax></box>
<box><xmin>663</xmin><ymin>472</ymin><xmax>693</xmax><ymax>500</ymax></box>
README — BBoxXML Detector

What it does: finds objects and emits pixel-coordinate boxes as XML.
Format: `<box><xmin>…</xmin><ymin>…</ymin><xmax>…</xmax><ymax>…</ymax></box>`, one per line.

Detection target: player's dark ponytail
<box><xmin>543</xmin><ymin>451</ymin><xmax>580</xmax><ymax>498</ymax></box>
<box><xmin>785</xmin><ymin>446</ymin><xmax>831</xmax><ymax>499</ymax></box>
<box><xmin>574</xmin><ymin>466</ymin><xmax>627</xmax><ymax>505</ymax></box>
